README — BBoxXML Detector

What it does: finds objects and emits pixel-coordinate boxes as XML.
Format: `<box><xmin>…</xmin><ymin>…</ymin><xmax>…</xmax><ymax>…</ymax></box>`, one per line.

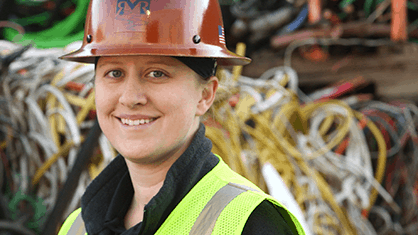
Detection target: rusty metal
<box><xmin>271</xmin><ymin>22</ymin><xmax>418</xmax><ymax>48</ymax></box>
<box><xmin>391</xmin><ymin>0</ymin><xmax>408</xmax><ymax>42</ymax></box>
<box><xmin>308</xmin><ymin>0</ymin><xmax>322</xmax><ymax>24</ymax></box>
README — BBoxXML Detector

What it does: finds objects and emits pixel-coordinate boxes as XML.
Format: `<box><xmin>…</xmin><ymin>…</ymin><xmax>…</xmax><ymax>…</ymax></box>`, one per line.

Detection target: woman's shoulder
<box><xmin>243</xmin><ymin>200</ymin><xmax>299</xmax><ymax>235</ymax></box>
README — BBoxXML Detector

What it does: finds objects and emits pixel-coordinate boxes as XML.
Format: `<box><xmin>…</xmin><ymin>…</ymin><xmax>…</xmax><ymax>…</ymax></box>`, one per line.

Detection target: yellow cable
<box><xmin>32</xmin><ymin>137</ymin><xmax>84</xmax><ymax>185</ymax></box>
<box><xmin>354</xmin><ymin>111</ymin><xmax>387</xmax><ymax>211</ymax></box>
<box><xmin>88</xmin><ymin>162</ymin><xmax>105</xmax><ymax>180</ymax></box>
<box><xmin>297</xmin><ymin>159</ymin><xmax>358</xmax><ymax>235</ymax></box>
<box><xmin>50</xmin><ymin>71</ymin><xmax>64</xmax><ymax>87</ymax></box>
<box><xmin>64</xmin><ymin>92</ymin><xmax>87</xmax><ymax>107</ymax></box>
<box><xmin>47</xmin><ymin>72</ymin><xmax>65</xmax><ymax>147</ymax></box>
<box><xmin>0</xmin><ymin>141</ymin><xmax>6</xmax><ymax>150</ymax></box>
<box><xmin>232</xmin><ymin>42</ymin><xmax>246</xmax><ymax>82</ymax></box>
<box><xmin>318</xmin><ymin>114</ymin><xmax>335</xmax><ymax>137</ymax></box>
<box><xmin>47</xmin><ymin>98</ymin><xmax>60</xmax><ymax>147</ymax></box>
<box><xmin>57</xmin><ymin>103</ymin><xmax>67</xmax><ymax>134</ymax></box>
<box><xmin>299</xmin><ymin>100</ymin><xmax>353</xmax><ymax>160</ymax></box>
<box><xmin>76</xmin><ymin>89</ymin><xmax>95</xmax><ymax>125</ymax></box>
<box><xmin>209</xmin><ymin>95</ymin><xmax>360</xmax><ymax>233</ymax></box>
<box><xmin>205</xmin><ymin>42</ymin><xmax>365</xmax><ymax>233</ymax></box>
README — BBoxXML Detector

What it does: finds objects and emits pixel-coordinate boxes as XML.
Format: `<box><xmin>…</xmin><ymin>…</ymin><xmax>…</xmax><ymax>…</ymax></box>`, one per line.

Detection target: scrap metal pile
<box><xmin>0</xmin><ymin>41</ymin><xmax>115</xmax><ymax>234</ymax></box>
<box><xmin>222</xmin><ymin>0</ymin><xmax>416</xmax><ymax>51</ymax></box>
<box><xmin>1</xmin><ymin>41</ymin><xmax>416</xmax><ymax>234</ymax></box>
<box><xmin>0</xmin><ymin>0</ymin><xmax>417</xmax><ymax>234</ymax></box>
<box><xmin>206</xmin><ymin>62</ymin><xmax>418</xmax><ymax>235</ymax></box>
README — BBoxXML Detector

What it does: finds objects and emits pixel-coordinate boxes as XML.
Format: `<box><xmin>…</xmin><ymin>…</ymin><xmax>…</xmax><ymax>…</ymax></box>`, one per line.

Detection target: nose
<box><xmin>119</xmin><ymin>76</ymin><xmax>147</xmax><ymax>108</ymax></box>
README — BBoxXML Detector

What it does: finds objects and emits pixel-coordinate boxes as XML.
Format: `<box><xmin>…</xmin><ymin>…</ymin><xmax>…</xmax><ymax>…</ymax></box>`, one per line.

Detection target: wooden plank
<box><xmin>242</xmin><ymin>43</ymin><xmax>418</xmax><ymax>100</ymax></box>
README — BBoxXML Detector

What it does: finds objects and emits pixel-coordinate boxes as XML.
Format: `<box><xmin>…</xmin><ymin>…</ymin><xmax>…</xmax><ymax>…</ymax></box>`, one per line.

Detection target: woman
<box><xmin>58</xmin><ymin>0</ymin><xmax>305</xmax><ymax>234</ymax></box>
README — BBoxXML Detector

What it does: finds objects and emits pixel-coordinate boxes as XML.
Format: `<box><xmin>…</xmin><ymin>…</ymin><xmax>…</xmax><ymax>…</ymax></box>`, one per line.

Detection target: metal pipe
<box><xmin>308</xmin><ymin>0</ymin><xmax>322</xmax><ymax>24</ymax></box>
<box><xmin>391</xmin><ymin>0</ymin><xmax>408</xmax><ymax>41</ymax></box>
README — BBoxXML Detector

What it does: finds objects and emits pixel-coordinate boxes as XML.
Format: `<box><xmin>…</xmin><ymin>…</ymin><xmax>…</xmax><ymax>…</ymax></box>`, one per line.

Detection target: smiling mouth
<box><xmin>118</xmin><ymin>117</ymin><xmax>157</xmax><ymax>126</ymax></box>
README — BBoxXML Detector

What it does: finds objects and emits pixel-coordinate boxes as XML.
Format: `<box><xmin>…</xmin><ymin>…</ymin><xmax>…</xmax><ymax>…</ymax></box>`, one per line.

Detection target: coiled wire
<box><xmin>0</xmin><ymin>40</ymin><xmax>116</xmax><ymax>233</ymax></box>
<box><xmin>204</xmin><ymin>44</ymin><xmax>414</xmax><ymax>234</ymax></box>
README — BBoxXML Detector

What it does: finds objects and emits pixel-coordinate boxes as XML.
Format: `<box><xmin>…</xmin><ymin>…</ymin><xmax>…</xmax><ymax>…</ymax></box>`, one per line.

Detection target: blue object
<box><xmin>276</xmin><ymin>4</ymin><xmax>308</xmax><ymax>35</ymax></box>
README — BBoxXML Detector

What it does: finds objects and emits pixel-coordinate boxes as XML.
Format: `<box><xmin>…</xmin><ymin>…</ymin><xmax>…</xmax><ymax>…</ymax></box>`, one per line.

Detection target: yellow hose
<box><xmin>32</xmin><ymin>138</ymin><xmax>84</xmax><ymax>185</ymax></box>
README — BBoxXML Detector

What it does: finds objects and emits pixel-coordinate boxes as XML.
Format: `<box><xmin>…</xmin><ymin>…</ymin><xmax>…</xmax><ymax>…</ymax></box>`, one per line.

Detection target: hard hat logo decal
<box><xmin>116</xmin><ymin>0</ymin><xmax>151</xmax><ymax>16</ymax></box>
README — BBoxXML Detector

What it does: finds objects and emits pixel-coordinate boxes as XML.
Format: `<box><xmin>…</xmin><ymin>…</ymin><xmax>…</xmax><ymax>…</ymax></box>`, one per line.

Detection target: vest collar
<box><xmin>80</xmin><ymin>123</ymin><xmax>219</xmax><ymax>234</ymax></box>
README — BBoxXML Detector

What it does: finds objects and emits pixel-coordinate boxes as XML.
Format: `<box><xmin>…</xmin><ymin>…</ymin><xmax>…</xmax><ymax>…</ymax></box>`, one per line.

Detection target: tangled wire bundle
<box><xmin>0</xmin><ymin>41</ymin><xmax>116</xmax><ymax>233</ymax></box>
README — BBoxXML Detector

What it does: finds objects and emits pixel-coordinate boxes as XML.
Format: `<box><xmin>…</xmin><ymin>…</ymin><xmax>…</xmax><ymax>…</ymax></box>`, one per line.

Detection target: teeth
<box><xmin>121</xmin><ymin>118</ymin><xmax>155</xmax><ymax>126</ymax></box>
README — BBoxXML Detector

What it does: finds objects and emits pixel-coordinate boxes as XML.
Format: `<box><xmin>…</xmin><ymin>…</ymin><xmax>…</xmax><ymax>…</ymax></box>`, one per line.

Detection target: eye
<box><xmin>106</xmin><ymin>70</ymin><xmax>123</xmax><ymax>78</ymax></box>
<box><xmin>148</xmin><ymin>71</ymin><xmax>166</xmax><ymax>78</ymax></box>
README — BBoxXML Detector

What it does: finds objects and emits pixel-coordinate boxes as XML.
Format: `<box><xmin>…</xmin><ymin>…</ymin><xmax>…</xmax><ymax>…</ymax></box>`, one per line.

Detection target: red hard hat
<box><xmin>60</xmin><ymin>0</ymin><xmax>251</xmax><ymax>66</ymax></box>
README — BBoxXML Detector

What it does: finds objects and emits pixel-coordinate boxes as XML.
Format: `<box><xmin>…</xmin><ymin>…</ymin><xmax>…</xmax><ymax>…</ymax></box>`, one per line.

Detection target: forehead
<box><xmin>97</xmin><ymin>55</ymin><xmax>187</xmax><ymax>69</ymax></box>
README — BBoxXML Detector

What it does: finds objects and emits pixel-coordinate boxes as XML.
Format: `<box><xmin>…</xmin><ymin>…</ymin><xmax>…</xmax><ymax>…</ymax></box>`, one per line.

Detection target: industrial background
<box><xmin>0</xmin><ymin>0</ymin><xmax>417</xmax><ymax>234</ymax></box>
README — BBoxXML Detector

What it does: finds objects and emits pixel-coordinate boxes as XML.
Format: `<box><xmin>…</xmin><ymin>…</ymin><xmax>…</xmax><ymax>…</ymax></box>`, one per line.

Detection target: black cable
<box><xmin>0</xmin><ymin>0</ymin><xmax>12</xmax><ymax>40</ymax></box>
<box><xmin>0</xmin><ymin>193</ymin><xmax>8</xmax><ymax>221</ymax></box>
<box><xmin>41</xmin><ymin>119</ymin><xmax>102</xmax><ymax>235</ymax></box>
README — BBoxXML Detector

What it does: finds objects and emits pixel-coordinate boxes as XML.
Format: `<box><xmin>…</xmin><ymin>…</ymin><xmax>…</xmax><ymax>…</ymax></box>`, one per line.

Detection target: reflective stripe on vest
<box><xmin>64</xmin><ymin>183</ymin><xmax>259</xmax><ymax>235</ymax></box>
<box><xmin>68</xmin><ymin>213</ymin><xmax>86</xmax><ymax>235</ymax></box>
<box><xmin>58</xmin><ymin>208</ymin><xmax>86</xmax><ymax>235</ymax></box>
<box><xmin>190</xmin><ymin>183</ymin><xmax>258</xmax><ymax>234</ymax></box>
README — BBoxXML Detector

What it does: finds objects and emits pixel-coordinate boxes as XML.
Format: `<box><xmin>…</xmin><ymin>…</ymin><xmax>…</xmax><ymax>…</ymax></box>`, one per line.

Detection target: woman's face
<box><xmin>95</xmin><ymin>55</ymin><xmax>217</xmax><ymax>165</ymax></box>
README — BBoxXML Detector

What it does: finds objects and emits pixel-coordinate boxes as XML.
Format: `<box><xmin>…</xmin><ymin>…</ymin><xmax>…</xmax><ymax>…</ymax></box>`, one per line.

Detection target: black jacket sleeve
<box><xmin>242</xmin><ymin>200</ymin><xmax>299</xmax><ymax>235</ymax></box>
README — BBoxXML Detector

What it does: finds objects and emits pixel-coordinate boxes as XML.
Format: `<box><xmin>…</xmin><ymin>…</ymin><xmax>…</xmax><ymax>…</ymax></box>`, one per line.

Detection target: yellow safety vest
<box><xmin>58</xmin><ymin>156</ymin><xmax>305</xmax><ymax>235</ymax></box>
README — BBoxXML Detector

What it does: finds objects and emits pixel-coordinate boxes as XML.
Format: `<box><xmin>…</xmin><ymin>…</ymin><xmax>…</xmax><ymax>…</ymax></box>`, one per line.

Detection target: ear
<box><xmin>196</xmin><ymin>76</ymin><xmax>219</xmax><ymax>116</ymax></box>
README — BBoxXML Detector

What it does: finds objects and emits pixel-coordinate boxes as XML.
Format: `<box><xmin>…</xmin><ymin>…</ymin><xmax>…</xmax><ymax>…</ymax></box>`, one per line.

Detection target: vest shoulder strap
<box><xmin>190</xmin><ymin>182</ymin><xmax>259</xmax><ymax>235</ymax></box>
<box><xmin>156</xmin><ymin>155</ymin><xmax>305</xmax><ymax>234</ymax></box>
<box><xmin>58</xmin><ymin>208</ymin><xmax>87</xmax><ymax>235</ymax></box>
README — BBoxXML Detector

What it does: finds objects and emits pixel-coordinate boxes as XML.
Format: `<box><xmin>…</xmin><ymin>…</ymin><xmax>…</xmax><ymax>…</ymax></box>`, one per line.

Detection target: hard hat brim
<box><xmin>59</xmin><ymin>44</ymin><xmax>251</xmax><ymax>66</ymax></box>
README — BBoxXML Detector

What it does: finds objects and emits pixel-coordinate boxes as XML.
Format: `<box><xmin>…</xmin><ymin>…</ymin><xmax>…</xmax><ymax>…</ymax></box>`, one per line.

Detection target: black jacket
<box><xmin>80</xmin><ymin>124</ymin><xmax>297</xmax><ymax>234</ymax></box>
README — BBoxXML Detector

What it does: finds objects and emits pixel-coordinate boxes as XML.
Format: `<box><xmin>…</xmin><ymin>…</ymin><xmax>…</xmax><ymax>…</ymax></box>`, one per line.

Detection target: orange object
<box><xmin>17</xmin><ymin>69</ymin><xmax>28</xmax><ymax>76</ymax></box>
<box><xmin>335</xmin><ymin>138</ymin><xmax>349</xmax><ymax>155</ymax></box>
<box><xmin>65</xmin><ymin>81</ymin><xmax>85</xmax><ymax>92</ymax></box>
<box><xmin>323</xmin><ymin>9</ymin><xmax>341</xmax><ymax>25</ymax></box>
<box><xmin>60</xmin><ymin>0</ymin><xmax>250</xmax><ymax>66</ymax></box>
<box><xmin>357</xmin><ymin>116</ymin><xmax>368</xmax><ymax>129</ymax></box>
<box><xmin>361</xmin><ymin>209</ymin><xmax>369</xmax><ymax>218</ymax></box>
<box><xmin>300</xmin><ymin>45</ymin><xmax>329</xmax><ymax>62</ymax></box>
<box><xmin>391</xmin><ymin>0</ymin><xmax>407</xmax><ymax>41</ymax></box>
<box><xmin>228</xmin><ymin>94</ymin><xmax>240</xmax><ymax>107</ymax></box>
<box><xmin>89</xmin><ymin>110</ymin><xmax>97</xmax><ymax>120</ymax></box>
<box><xmin>308</xmin><ymin>0</ymin><xmax>322</xmax><ymax>24</ymax></box>
<box><xmin>315</xmin><ymin>76</ymin><xmax>368</xmax><ymax>102</ymax></box>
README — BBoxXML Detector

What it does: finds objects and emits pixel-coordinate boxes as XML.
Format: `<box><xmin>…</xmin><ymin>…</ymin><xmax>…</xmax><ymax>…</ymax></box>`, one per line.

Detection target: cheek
<box><xmin>157</xmin><ymin>84</ymin><xmax>200</xmax><ymax>116</ymax></box>
<box><xmin>95</xmin><ymin>82</ymin><xmax>117</xmax><ymax>116</ymax></box>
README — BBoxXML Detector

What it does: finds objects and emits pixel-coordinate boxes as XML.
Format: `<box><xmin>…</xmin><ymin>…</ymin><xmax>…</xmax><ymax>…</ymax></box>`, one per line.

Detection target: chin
<box><xmin>115</xmin><ymin>143</ymin><xmax>167</xmax><ymax>165</ymax></box>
